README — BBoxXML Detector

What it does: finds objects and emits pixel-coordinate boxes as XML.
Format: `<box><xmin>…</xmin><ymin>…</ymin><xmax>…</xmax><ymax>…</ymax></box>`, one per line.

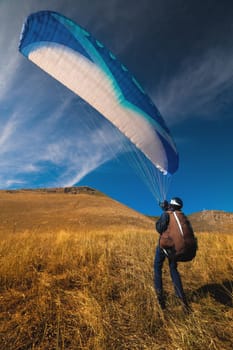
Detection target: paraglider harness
<box><xmin>157</xmin><ymin>202</ymin><xmax>197</xmax><ymax>262</ymax></box>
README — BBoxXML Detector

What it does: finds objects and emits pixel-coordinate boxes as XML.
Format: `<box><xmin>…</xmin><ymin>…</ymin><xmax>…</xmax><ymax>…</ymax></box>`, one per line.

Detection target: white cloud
<box><xmin>0</xmin><ymin>116</ymin><xmax>18</xmax><ymax>149</ymax></box>
<box><xmin>22</xmin><ymin>164</ymin><xmax>39</xmax><ymax>173</ymax></box>
<box><xmin>154</xmin><ymin>48</ymin><xmax>233</xmax><ymax>123</ymax></box>
<box><xmin>41</xmin><ymin>121</ymin><xmax>125</xmax><ymax>187</ymax></box>
<box><xmin>5</xmin><ymin>179</ymin><xmax>26</xmax><ymax>187</ymax></box>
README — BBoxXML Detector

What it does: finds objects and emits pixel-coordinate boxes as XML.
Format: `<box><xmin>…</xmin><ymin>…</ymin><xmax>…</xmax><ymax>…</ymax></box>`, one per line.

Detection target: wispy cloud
<box><xmin>0</xmin><ymin>66</ymin><xmax>125</xmax><ymax>189</ymax></box>
<box><xmin>58</xmin><ymin>127</ymin><xmax>124</xmax><ymax>187</ymax></box>
<box><xmin>5</xmin><ymin>179</ymin><xmax>26</xmax><ymax>187</ymax></box>
<box><xmin>0</xmin><ymin>115</ymin><xmax>18</xmax><ymax>149</ymax></box>
<box><xmin>154</xmin><ymin>48</ymin><xmax>233</xmax><ymax>123</ymax></box>
<box><xmin>39</xmin><ymin>117</ymin><xmax>125</xmax><ymax>187</ymax></box>
<box><xmin>0</xmin><ymin>4</ymin><xmax>21</xmax><ymax>101</ymax></box>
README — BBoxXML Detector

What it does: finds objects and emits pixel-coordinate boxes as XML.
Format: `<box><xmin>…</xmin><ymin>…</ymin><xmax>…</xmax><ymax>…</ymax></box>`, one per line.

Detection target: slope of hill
<box><xmin>0</xmin><ymin>187</ymin><xmax>154</xmax><ymax>235</ymax></box>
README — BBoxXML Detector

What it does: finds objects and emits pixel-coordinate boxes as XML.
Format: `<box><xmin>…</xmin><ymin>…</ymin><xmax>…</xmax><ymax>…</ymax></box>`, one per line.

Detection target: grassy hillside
<box><xmin>0</xmin><ymin>188</ymin><xmax>153</xmax><ymax>236</ymax></box>
<box><xmin>0</xmin><ymin>189</ymin><xmax>232</xmax><ymax>350</ymax></box>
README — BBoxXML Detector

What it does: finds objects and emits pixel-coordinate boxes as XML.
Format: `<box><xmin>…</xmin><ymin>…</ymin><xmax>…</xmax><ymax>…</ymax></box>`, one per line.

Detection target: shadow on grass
<box><xmin>191</xmin><ymin>280</ymin><xmax>233</xmax><ymax>307</ymax></box>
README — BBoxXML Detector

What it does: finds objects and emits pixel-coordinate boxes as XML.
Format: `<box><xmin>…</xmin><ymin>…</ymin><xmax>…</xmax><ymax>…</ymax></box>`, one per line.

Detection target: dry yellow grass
<box><xmin>0</xmin><ymin>191</ymin><xmax>232</xmax><ymax>349</ymax></box>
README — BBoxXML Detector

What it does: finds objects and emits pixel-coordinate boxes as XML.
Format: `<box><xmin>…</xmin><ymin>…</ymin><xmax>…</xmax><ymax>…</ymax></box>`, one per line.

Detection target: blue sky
<box><xmin>0</xmin><ymin>0</ymin><xmax>233</xmax><ymax>215</ymax></box>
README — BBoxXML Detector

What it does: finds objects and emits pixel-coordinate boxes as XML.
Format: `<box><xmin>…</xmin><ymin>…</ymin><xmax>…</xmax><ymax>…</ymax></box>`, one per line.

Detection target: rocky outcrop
<box><xmin>189</xmin><ymin>210</ymin><xmax>233</xmax><ymax>233</ymax></box>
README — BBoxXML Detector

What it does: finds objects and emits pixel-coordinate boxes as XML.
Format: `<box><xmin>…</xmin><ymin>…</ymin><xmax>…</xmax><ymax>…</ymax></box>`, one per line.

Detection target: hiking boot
<box><xmin>157</xmin><ymin>292</ymin><xmax>166</xmax><ymax>309</ymax></box>
<box><xmin>176</xmin><ymin>295</ymin><xmax>192</xmax><ymax>313</ymax></box>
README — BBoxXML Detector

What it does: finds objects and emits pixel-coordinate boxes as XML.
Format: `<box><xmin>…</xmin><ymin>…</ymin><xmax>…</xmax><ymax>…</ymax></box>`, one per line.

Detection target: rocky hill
<box><xmin>189</xmin><ymin>210</ymin><xmax>233</xmax><ymax>233</ymax></box>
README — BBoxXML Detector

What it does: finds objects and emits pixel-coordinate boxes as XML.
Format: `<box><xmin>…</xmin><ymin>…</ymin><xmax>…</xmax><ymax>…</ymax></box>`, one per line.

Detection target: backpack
<box><xmin>159</xmin><ymin>210</ymin><xmax>197</xmax><ymax>262</ymax></box>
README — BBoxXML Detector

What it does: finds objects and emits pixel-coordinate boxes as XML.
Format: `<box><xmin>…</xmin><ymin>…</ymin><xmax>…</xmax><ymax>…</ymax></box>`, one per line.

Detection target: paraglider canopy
<box><xmin>19</xmin><ymin>10</ymin><xmax>179</xmax><ymax>201</ymax></box>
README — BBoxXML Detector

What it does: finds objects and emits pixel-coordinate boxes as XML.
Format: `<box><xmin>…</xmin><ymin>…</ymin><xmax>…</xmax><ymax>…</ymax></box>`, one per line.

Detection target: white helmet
<box><xmin>170</xmin><ymin>197</ymin><xmax>183</xmax><ymax>208</ymax></box>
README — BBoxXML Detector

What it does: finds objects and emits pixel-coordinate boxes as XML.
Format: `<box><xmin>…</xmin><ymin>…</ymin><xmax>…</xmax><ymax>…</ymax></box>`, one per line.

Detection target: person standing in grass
<box><xmin>154</xmin><ymin>197</ymin><xmax>192</xmax><ymax>312</ymax></box>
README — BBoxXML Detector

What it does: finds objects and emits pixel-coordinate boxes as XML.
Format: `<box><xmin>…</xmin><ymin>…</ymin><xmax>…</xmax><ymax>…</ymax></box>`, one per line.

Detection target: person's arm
<box><xmin>156</xmin><ymin>212</ymin><xmax>169</xmax><ymax>234</ymax></box>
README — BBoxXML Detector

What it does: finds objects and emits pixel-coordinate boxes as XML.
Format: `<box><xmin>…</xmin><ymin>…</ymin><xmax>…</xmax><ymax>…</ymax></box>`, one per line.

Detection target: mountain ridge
<box><xmin>0</xmin><ymin>186</ymin><xmax>232</xmax><ymax>233</ymax></box>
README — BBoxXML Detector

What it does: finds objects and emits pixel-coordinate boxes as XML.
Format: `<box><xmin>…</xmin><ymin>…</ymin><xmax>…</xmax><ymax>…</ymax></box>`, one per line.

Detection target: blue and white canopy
<box><xmin>19</xmin><ymin>11</ymin><xmax>178</xmax><ymax>176</ymax></box>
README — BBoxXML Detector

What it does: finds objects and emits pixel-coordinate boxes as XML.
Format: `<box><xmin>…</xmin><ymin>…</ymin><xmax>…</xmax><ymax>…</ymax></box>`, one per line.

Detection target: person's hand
<box><xmin>159</xmin><ymin>200</ymin><xmax>169</xmax><ymax>211</ymax></box>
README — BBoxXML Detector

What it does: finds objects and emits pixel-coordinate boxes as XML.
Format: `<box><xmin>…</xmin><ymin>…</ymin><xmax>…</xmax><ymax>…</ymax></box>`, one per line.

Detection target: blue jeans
<box><xmin>154</xmin><ymin>245</ymin><xmax>186</xmax><ymax>301</ymax></box>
